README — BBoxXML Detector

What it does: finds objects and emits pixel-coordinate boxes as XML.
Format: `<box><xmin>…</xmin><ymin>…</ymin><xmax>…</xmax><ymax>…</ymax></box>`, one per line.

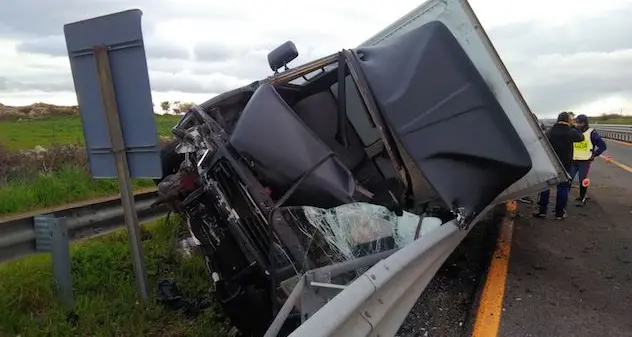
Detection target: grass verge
<box><xmin>0</xmin><ymin>217</ymin><xmax>228</xmax><ymax>337</ymax></box>
<box><xmin>0</xmin><ymin>166</ymin><xmax>156</xmax><ymax>216</ymax></box>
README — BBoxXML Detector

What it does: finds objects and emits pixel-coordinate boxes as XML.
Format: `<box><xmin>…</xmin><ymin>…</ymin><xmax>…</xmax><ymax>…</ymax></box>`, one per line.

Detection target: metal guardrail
<box><xmin>593</xmin><ymin>124</ymin><xmax>632</xmax><ymax>143</ymax></box>
<box><xmin>264</xmin><ymin>202</ymin><xmax>503</xmax><ymax>336</ymax></box>
<box><xmin>0</xmin><ymin>190</ymin><xmax>168</xmax><ymax>263</ymax></box>
<box><xmin>285</xmin><ymin>218</ymin><xmax>469</xmax><ymax>337</ymax></box>
<box><xmin>538</xmin><ymin>122</ymin><xmax>632</xmax><ymax>143</ymax></box>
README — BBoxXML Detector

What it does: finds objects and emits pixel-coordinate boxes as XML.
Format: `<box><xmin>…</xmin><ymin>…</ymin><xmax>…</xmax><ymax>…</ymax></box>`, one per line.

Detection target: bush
<box><xmin>0</xmin><ymin>141</ymin><xmax>179</xmax><ymax>215</ymax></box>
<box><xmin>0</xmin><ymin>136</ymin><xmax>175</xmax><ymax>185</ymax></box>
<box><xmin>0</xmin><ymin>143</ymin><xmax>88</xmax><ymax>184</ymax></box>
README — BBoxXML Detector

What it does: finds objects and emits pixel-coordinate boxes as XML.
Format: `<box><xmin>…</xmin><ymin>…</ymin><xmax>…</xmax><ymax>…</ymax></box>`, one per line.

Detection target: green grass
<box><xmin>0</xmin><ymin>217</ymin><xmax>228</xmax><ymax>337</ymax></box>
<box><xmin>0</xmin><ymin>166</ymin><xmax>156</xmax><ymax>216</ymax></box>
<box><xmin>0</xmin><ymin>115</ymin><xmax>181</xmax><ymax>151</ymax></box>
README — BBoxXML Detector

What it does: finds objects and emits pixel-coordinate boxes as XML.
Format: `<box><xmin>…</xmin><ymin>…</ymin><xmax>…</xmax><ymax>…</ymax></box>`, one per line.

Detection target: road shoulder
<box><xmin>498</xmin><ymin>171</ymin><xmax>632</xmax><ymax>336</ymax></box>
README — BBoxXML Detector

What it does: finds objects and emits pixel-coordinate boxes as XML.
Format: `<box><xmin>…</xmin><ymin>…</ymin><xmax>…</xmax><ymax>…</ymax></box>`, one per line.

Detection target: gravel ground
<box><xmin>396</xmin><ymin>205</ymin><xmax>505</xmax><ymax>337</ymax></box>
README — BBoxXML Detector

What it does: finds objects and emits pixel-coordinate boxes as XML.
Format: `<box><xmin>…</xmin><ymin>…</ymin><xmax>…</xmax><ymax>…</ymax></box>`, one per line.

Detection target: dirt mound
<box><xmin>0</xmin><ymin>102</ymin><xmax>79</xmax><ymax>121</ymax></box>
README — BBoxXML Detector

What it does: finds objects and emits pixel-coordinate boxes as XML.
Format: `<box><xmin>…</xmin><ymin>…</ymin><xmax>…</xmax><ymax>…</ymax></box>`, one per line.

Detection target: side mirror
<box><xmin>267</xmin><ymin>41</ymin><xmax>298</xmax><ymax>72</ymax></box>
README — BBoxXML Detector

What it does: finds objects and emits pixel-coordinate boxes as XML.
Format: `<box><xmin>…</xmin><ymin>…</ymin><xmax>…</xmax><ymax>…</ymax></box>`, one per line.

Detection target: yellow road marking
<box><xmin>601</xmin><ymin>155</ymin><xmax>632</xmax><ymax>174</ymax></box>
<box><xmin>472</xmin><ymin>201</ymin><xmax>516</xmax><ymax>337</ymax></box>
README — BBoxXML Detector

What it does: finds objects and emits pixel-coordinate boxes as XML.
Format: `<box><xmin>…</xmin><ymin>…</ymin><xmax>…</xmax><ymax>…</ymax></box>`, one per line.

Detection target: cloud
<box><xmin>193</xmin><ymin>43</ymin><xmax>239</xmax><ymax>63</ymax></box>
<box><xmin>0</xmin><ymin>76</ymin><xmax>72</xmax><ymax>93</ymax></box>
<box><xmin>16</xmin><ymin>35</ymin><xmax>190</xmax><ymax>60</ymax></box>
<box><xmin>483</xmin><ymin>6</ymin><xmax>632</xmax><ymax>115</ymax></box>
<box><xmin>514</xmin><ymin>50</ymin><xmax>632</xmax><ymax>113</ymax></box>
<box><xmin>19</xmin><ymin>79</ymin><xmax>73</xmax><ymax>92</ymax></box>
<box><xmin>0</xmin><ymin>0</ymin><xmax>164</xmax><ymax>38</ymax></box>
<box><xmin>1</xmin><ymin>0</ymin><xmax>632</xmax><ymax>116</ymax></box>
<box><xmin>16</xmin><ymin>36</ymin><xmax>67</xmax><ymax>56</ymax></box>
<box><xmin>149</xmin><ymin>71</ymin><xmax>251</xmax><ymax>94</ymax></box>
<box><xmin>193</xmin><ymin>42</ymin><xmax>282</xmax><ymax>62</ymax></box>
<box><xmin>146</xmin><ymin>44</ymin><xmax>190</xmax><ymax>60</ymax></box>
<box><xmin>0</xmin><ymin>69</ymin><xmax>74</xmax><ymax>93</ymax></box>
<box><xmin>0</xmin><ymin>77</ymin><xmax>8</xmax><ymax>91</ymax></box>
<box><xmin>487</xmin><ymin>6</ymin><xmax>632</xmax><ymax>60</ymax></box>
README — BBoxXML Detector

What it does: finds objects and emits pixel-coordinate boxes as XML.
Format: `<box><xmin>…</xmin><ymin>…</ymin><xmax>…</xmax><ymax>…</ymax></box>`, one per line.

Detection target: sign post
<box><xmin>64</xmin><ymin>9</ymin><xmax>163</xmax><ymax>302</ymax></box>
<box><xmin>93</xmin><ymin>45</ymin><xmax>149</xmax><ymax>300</ymax></box>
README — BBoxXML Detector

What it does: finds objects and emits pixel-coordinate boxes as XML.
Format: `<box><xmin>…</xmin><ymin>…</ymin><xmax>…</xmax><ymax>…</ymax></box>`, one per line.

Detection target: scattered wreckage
<box><xmin>153</xmin><ymin>1</ymin><xmax>566</xmax><ymax>335</ymax></box>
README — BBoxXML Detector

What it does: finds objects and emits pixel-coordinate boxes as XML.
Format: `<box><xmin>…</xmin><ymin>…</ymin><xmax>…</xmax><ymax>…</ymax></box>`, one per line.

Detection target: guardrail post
<box><xmin>34</xmin><ymin>214</ymin><xmax>75</xmax><ymax>308</ymax></box>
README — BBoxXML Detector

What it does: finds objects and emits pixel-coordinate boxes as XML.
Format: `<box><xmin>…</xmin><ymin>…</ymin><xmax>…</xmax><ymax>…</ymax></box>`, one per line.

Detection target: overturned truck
<box><xmin>154</xmin><ymin>0</ymin><xmax>566</xmax><ymax>335</ymax></box>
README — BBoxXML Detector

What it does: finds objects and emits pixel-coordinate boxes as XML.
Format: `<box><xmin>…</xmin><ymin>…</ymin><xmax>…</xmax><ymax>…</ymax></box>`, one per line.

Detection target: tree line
<box><xmin>159</xmin><ymin>101</ymin><xmax>196</xmax><ymax>115</ymax></box>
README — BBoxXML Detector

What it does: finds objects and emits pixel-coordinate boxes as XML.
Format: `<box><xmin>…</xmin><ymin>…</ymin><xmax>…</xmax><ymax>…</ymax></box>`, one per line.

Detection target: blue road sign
<box><xmin>64</xmin><ymin>9</ymin><xmax>162</xmax><ymax>179</ymax></box>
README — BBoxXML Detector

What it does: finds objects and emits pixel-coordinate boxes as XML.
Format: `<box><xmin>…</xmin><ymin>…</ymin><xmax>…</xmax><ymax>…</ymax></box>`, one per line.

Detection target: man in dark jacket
<box><xmin>534</xmin><ymin>111</ymin><xmax>585</xmax><ymax>220</ymax></box>
<box><xmin>569</xmin><ymin>114</ymin><xmax>607</xmax><ymax>207</ymax></box>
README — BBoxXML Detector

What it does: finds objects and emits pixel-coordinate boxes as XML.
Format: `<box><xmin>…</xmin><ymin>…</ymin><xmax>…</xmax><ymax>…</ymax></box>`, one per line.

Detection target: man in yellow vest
<box><xmin>534</xmin><ymin>112</ymin><xmax>584</xmax><ymax>220</ymax></box>
<box><xmin>569</xmin><ymin>114</ymin><xmax>607</xmax><ymax>207</ymax></box>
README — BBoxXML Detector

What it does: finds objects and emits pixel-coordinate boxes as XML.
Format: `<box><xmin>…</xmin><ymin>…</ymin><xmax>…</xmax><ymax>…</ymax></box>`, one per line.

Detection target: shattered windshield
<box><xmin>280</xmin><ymin>202</ymin><xmax>443</xmax><ymax>269</ymax></box>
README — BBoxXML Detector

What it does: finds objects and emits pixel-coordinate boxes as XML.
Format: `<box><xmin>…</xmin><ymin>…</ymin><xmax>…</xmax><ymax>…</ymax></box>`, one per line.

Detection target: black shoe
<box><xmin>555</xmin><ymin>211</ymin><xmax>568</xmax><ymax>220</ymax></box>
<box><xmin>576</xmin><ymin>198</ymin><xmax>587</xmax><ymax>207</ymax></box>
<box><xmin>533</xmin><ymin>211</ymin><xmax>547</xmax><ymax>218</ymax></box>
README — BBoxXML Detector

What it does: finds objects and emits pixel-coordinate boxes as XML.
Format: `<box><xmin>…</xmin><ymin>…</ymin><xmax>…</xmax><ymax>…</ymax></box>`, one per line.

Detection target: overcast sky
<box><xmin>0</xmin><ymin>0</ymin><xmax>631</xmax><ymax>117</ymax></box>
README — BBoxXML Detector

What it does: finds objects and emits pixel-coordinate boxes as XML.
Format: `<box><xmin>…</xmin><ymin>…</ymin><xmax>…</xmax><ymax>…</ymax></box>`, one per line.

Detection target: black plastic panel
<box><xmin>355</xmin><ymin>21</ymin><xmax>532</xmax><ymax>217</ymax></box>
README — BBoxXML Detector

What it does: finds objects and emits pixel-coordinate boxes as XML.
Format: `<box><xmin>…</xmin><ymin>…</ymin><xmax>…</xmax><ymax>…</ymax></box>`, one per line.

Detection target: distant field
<box><xmin>0</xmin><ymin>114</ymin><xmax>181</xmax><ymax>151</ymax></box>
<box><xmin>1</xmin><ymin>112</ymin><xmax>629</xmax><ymax>151</ymax></box>
<box><xmin>0</xmin><ymin>114</ymin><xmax>180</xmax><ymax>215</ymax></box>
<box><xmin>591</xmin><ymin>115</ymin><xmax>632</xmax><ymax>125</ymax></box>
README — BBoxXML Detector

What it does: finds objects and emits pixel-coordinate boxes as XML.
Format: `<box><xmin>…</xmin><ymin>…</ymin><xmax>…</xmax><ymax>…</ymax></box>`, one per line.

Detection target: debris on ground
<box><xmin>156</xmin><ymin>279</ymin><xmax>213</xmax><ymax>318</ymax></box>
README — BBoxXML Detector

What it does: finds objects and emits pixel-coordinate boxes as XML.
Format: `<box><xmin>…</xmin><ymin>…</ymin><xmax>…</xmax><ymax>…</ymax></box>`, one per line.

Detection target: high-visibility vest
<box><xmin>573</xmin><ymin>128</ymin><xmax>594</xmax><ymax>160</ymax></box>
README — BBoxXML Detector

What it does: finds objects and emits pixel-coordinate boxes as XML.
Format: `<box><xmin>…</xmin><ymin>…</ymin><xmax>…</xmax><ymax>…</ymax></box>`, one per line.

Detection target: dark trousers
<box><xmin>568</xmin><ymin>160</ymin><xmax>591</xmax><ymax>199</ymax></box>
<box><xmin>538</xmin><ymin>181</ymin><xmax>570</xmax><ymax>215</ymax></box>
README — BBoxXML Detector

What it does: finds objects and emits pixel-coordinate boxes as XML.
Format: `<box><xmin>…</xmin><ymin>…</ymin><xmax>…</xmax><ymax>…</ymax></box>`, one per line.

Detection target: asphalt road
<box><xmin>603</xmin><ymin>139</ymin><xmax>632</xmax><ymax>168</ymax></box>
<box><xmin>499</xmin><ymin>140</ymin><xmax>632</xmax><ymax>337</ymax></box>
<box><xmin>396</xmin><ymin>139</ymin><xmax>632</xmax><ymax>337</ymax></box>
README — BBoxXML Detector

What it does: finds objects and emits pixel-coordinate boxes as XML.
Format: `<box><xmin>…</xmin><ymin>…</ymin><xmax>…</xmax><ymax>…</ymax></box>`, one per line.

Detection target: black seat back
<box><xmin>292</xmin><ymin>91</ymin><xmax>366</xmax><ymax>171</ymax></box>
<box><xmin>229</xmin><ymin>83</ymin><xmax>356</xmax><ymax>208</ymax></box>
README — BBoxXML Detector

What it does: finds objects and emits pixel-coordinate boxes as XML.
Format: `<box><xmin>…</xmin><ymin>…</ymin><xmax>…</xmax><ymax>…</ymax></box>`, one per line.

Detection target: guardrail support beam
<box><xmin>34</xmin><ymin>214</ymin><xmax>75</xmax><ymax>308</ymax></box>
